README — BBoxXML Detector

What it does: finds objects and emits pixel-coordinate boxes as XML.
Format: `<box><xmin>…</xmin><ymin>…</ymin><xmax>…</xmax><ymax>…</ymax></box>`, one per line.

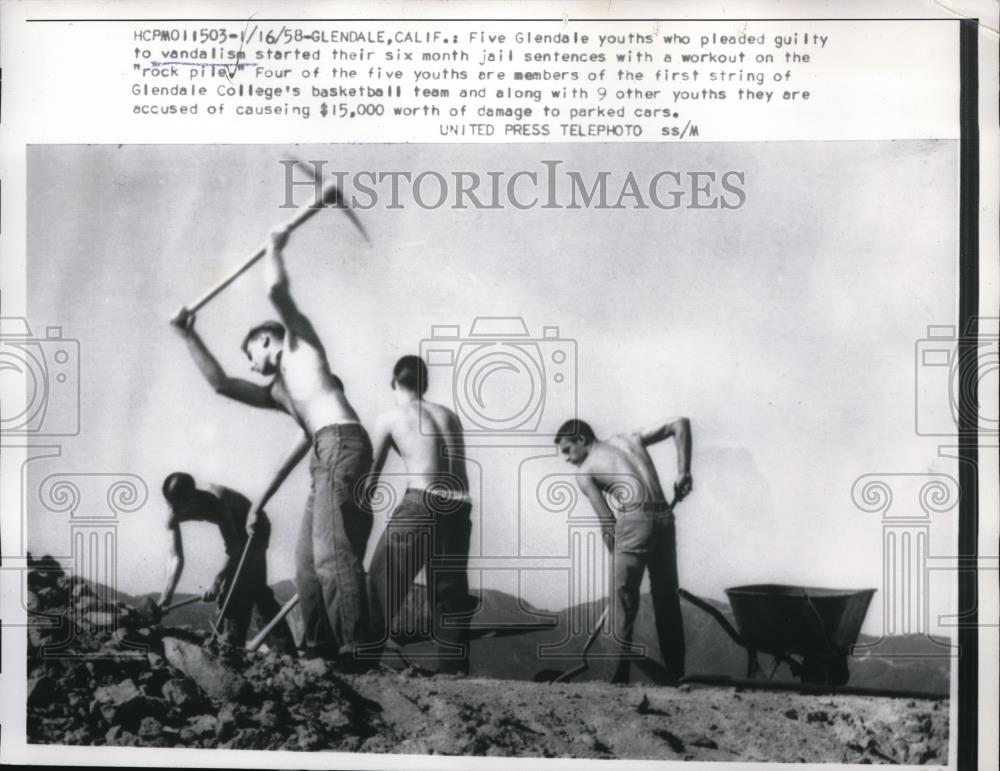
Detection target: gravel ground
<box><xmin>25</xmin><ymin>560</ymin><xmax>948</xmax><ymax>762</ymax></box>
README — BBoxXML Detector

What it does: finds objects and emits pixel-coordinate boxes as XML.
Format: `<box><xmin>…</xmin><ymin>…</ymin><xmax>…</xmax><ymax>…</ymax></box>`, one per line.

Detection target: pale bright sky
<box><xmin>25</xmin><ymin>141</ymin><xmax>959</xmax><ymax>637</ymax></box>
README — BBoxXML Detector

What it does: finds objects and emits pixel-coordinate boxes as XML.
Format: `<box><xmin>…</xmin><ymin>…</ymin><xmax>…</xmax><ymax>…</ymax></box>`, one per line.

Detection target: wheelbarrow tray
<box><xmin>724</xmin><ymin>584</ymin><xmax>875</xmax><ymax>660</ymax></box>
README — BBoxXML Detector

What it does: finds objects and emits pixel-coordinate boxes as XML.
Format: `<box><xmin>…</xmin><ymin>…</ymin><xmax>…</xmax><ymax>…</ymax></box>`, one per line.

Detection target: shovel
<box><xmin>163</xmin><ymin>595</ymin><xmax>202</xmax><ymax>614</ymax></box>
<box><xmin>533</xmin><ymin>606</ymin><xmax>609</xmax><ymax>683</ymax></box>
<box><xmin>534</xmin><ymin>490</ymin><xmax>683</xmax><ymax>684</ymax></box>
<box><xmin>211</xmin><ymin>537</ymin><xmax>255</xmax><ymax>636</ymax></box>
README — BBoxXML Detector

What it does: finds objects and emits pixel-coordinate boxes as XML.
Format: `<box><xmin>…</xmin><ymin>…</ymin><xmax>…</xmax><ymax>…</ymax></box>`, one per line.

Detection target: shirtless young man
<box><xmin>171</xmin><ymin>226</ymin><xmax>373</xmax><ymax>662</ymax></box>
<box><xmin>554</xmin><ymin>417</ymin><xmax>693</xmax><ymax>684</ymax></box>
<box><xmin>362</xmin><ymin>355</ymin><xmax>473</xmax><ymax>675</ymax></box>
<box><xmin>157</xmin><ymin>472</ymin><xmax>295</xmax><ymax>652</ymax></box>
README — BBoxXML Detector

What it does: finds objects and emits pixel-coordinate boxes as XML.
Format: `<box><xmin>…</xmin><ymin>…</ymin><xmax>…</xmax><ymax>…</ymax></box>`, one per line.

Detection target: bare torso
<box><xmin>270</xmin><ymin>341</ymin><xmax>359</xmax><ymax>435</ymax></box>
<box><xmin>582</xmin><ymin>434</ymin><xmax>668</xmax><ymax>515</ymax></box>
<box><xmin>386</xmin><ymin>400</ymin><xmax>469</xmax><ymax>498</ymax></box>
<box><xmin>169</xmin><ymin>485</ymin><xmax>255</xmax><ymax>555</ymax></box>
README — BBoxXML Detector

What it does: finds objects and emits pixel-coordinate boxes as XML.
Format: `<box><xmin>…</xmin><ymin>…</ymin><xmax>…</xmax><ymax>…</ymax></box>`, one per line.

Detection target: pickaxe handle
<box><xmin>213</xmin><ymin>537</ymin><xmax>255</xmax><ymax>632</ymax></box>
<box><xmin>247</xmin><ymin>593</ymin><xmax>299</xmax><ymax>652</ymax></box>
<box><xmin>185</xmin><ymin>180</ymin><xmax>345</xmax><ymax>314</ymax></box>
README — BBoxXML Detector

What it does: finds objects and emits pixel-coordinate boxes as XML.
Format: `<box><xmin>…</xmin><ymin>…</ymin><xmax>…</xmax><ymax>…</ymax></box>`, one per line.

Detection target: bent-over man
<box><xmin>554</xmin><ymin>417</ymin><xmax>693</xmax><ymax>684</ymax></box>
<box><xmin>157</xmin><ymin>472</ymin><xmax>295</xmax><ymax>652</ymax></box>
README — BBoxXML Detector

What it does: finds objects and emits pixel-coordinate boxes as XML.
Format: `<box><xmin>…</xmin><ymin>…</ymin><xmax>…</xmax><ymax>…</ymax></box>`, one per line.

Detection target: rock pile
<box><xmin>26</xmin><ymin>555</ymin><xmax>381</xmax><ymax>750</ymax></box>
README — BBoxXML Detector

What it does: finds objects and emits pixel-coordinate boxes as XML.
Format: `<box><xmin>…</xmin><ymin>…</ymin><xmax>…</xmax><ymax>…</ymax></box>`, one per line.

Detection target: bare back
<box><xmin>168</xmin><ymin>485</ymin><xmax>253</xmax><ymax>556</ymax></box>
<box><xmin>582</xmin><ymin>434</ymin><xmax>668</xmax><ymax>513</ymax></box>
<box><xmin>271</xmin><ymin>341</ymin><xmax>360</xmax><ymax>434</ymax></box>
<box><xmin>386</xmin><ymin>400</ymin><xmax>468</xmax><ymax>497</ymax></box>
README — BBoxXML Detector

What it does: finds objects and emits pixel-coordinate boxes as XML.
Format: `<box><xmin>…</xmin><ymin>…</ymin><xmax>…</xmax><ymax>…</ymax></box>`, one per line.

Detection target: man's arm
<box><xmin>170</xmin><ymin>309</ymin><xmax>279</xmax><ymax>409</ymax></box>
<box><xmin>578</xmin><ymin>474</ymin><xmax>617</xmax><ymax>551</ymax></box>
<box><xmin>264</xmin><ymin>228</ymin><xmax>324</xmax><ymax>353</ymax></box>
<box><xmin>447</xmin><ymin>412</ymin><xmax>470</xmax><ymax>491</ymax></box>
<box><xmin>245</xmin><ymin>431</ymin><xmax>312</xmax><ymax>536</ymax></box>
<box><xmin>637</xmin><ymin>416</ymin><xmax>693</xmax><ymax>501</ymax></box>
<box><xmin>157</xmin><ymin>522</ymin><xmax>184</xmax><ymax>606</ymax></box>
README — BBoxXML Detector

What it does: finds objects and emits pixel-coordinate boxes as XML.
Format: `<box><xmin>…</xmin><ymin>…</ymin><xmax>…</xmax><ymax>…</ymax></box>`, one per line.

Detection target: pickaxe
<box><xmin>180</xmin><ymin>164</ymin><xmax>369</xmax><ymax>315</ymax></box>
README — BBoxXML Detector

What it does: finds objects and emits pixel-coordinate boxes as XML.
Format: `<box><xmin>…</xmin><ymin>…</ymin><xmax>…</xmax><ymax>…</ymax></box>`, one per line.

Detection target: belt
<box><xmin>314</xmin><ymin>422</ymin><xmax>365</xmax><ymax>438</ymax></box>
<box><xmin>403</xmin><ymin>487</ymin><xmax>472</xmax><ymax>513</ymax></box>
<box><xmin>619</xmin><ymin>500</ymin><xmax>673</xmax><ymax>515</ymax></box>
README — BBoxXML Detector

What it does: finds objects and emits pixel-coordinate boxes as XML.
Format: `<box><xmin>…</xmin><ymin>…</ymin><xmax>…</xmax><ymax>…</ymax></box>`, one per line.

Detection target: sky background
<box><xmin>24</xmin><ymin>141</ymin><xmax>959</xmax><ymax>637</ymax></box>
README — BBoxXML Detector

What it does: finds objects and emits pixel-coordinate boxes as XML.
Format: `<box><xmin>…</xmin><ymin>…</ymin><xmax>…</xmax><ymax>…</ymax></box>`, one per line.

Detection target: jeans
<box><xmin>612</xmin><ymin>504</ymin><xmax>685</xmax><ymax>683</ymax></box>
<box><xmin>295</xmin><ymin>423</ymin><xmax>374</xmax><ymax>655</ymax></box>
<box><xmin>365</xmin><ymin>488</ymin><xmax>473</xmax><ymax>673</ymax></box>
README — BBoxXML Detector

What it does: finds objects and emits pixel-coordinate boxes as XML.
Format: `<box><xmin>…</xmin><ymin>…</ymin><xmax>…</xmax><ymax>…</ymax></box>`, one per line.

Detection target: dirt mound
<box><xmin>26</xmin><ymin>557</ymin><xmax>379</xmax><ymax>751</ymax></box>
<box><xmin>25</xmin><ymin>559</ymin><xmax>949</xmax><ymax>762</ymax></box>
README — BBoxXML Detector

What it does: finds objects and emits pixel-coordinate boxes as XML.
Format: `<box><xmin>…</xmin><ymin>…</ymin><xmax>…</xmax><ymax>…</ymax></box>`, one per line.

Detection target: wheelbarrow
<box><xmin>679</xmin><ymin>584</ymin><xmax>876</xmax><ymax>686</ymax></box>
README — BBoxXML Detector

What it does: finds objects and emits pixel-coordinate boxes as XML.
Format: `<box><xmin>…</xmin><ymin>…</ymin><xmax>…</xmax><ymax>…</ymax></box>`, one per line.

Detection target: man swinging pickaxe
<box><xmin>170</xmin><ymin>172</ymin><xmax>373</xmax><ymax>663</ymax></box>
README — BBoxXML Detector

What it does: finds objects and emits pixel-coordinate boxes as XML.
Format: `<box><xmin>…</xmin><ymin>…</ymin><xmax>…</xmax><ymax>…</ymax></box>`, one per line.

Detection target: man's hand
<box><xmin>137</xmin><ymin>597</ymin><xmax>164</xmax><ymax>624</ymax></box>
<box><xmin>245</xmin><ymin>504</ymin><xmax>264</xmax><ymax>538</ymax></box>
<box><xmin>202</xmin><ymin>576</ymin><xmax>224</xmax><ymax>603</ymax></box>
<box><xmin>673</xmin><ymin>472</ymin><xmax>693</xmax><ymax>503</ymax></box>
<box><xmin>170</xmin><ymin>307</ymin><xmax>196</xmax><ymax>337</ymax></box>
<box><xmin>268</xmin><ymin>226</ymin><xmax>290</xmax><ymax>253</ymax></box>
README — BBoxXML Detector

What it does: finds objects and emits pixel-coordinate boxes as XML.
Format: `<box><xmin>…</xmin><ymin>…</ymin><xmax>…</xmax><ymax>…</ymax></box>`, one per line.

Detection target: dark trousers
<box><xmin>366</xmin><ymin>489</ymin><xmax>473</xmax><ymax>673</ymax></box>
<box><xmin>612</xmin><ymin>506</ymin><xmax>685</xmax><ymax>683</ymax></box>
<box><xmin>295</xmin><ymin>423</ymin><xmax>373</xmax><ymax>655</ymax></box>
<box><xmin>220</xmin><ymin>530</ymin><xmax>296</xmax><ymax>653</ymax></box>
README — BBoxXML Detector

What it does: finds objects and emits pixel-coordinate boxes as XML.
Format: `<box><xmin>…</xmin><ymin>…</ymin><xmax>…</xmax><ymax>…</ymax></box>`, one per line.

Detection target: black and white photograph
<box><xmin>1</xmin><ymin>3</ymin><xmax>996</xmax><ymax>770</ymax></box>
<box><xmin>17</xmin><ymin>140</ymin><xmax>963</xmax><ymax>762</ymax></box>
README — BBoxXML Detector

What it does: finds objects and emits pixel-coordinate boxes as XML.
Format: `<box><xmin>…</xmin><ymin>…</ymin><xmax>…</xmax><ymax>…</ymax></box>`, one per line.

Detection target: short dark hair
<box><xmin>240</xmin><ymin>320</ymin><xmax>286</xmax><ymax>355</ymax></box>
<box><xmin>393</xmin><ymin>355</ymin><xmax>428</xmax><ymax>395</ymax></box>
<box><xmin>554</xmin><ymin>419</ymin><xmax>596</xmax><ymax>445</ymax></box>
<box><xmin>162</xmin><ymin>472</ymin><xmax>196</xmax><ymax>504</ymax></box>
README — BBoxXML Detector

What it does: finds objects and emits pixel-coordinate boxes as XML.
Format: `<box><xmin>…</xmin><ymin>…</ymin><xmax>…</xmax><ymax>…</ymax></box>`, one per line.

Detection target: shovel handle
<box><xmin>214</xmin><ymin>537</ymin><xmax>254</xmax><ymax>630</ymax></box>
<box><xmin>581</xmin><ymin>606</ymin><xmax>610</xmax><ymax>655</ymax></box>
<box><xmin>163</xmin><ymin>595</ymin><xmax>201</xmax><ymax>614</ymax></box>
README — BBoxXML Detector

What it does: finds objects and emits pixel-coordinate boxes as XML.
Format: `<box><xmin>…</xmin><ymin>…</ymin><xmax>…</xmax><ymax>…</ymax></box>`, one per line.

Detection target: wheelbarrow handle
<box><xmin>678</xmin><ymin>588</ymin><xmax>745</xmax><ymax>647</ymax></box>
